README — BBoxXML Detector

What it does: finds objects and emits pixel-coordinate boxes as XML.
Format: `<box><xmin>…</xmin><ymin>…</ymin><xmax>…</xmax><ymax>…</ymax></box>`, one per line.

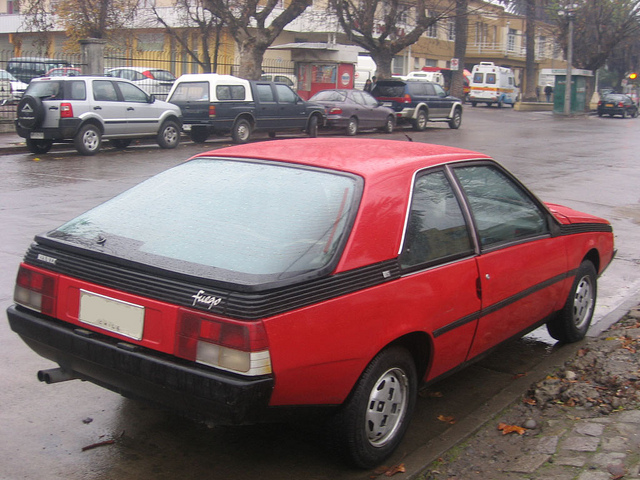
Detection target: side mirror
<box><xmin>148</xmin><ymin>94</ymin><xmax>156</xmax><ymax>104</ymax></box>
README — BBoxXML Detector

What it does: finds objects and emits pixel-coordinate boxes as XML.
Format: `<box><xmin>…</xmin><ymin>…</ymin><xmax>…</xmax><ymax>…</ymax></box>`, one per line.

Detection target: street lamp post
<box><xmin>563</xmin><ymin>8</ymin><xmax>575</xmax><ymax>115</ymax></box>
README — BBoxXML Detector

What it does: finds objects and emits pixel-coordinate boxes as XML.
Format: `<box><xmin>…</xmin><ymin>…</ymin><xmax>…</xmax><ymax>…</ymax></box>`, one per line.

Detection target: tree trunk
<box><xmin>369</xmin><ymin>50</ymin><xmax>394</xmax><ymax>80</ymax></box>
<box><xmin>523</xmin><ymin>0</ymin><xmax>537</xmax><ymax>102</ymax></box>
<box><xmin>237</xmin><ymin>40</ymin><xmax>268</xmax><ymax>80</ymax></box>
<box><xmin>450</xmin><ymin>0</ymin><xmax>469</xmax><ymax>100</ymax></box>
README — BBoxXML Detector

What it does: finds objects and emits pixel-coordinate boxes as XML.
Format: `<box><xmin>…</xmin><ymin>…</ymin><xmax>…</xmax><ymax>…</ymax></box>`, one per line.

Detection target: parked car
<box><xmin>46</xmin><ymin>67</ymin><xmax>82</xmax><ymax>77</ymax></box>
<box><xmin>0</xmin><ymin>69</ymin><xmax>28</xmax><ymax>105</ymax></box>
<box><xmin>15</xmin><ymin>76</ymin><xmax>182</xmax><ymax>155</ymax></box>
<box><xmin>371</xmin><ymin>79</ymin><xmax>463</xmax><ymax>130</ymax></box>
<box><xmin>7</xmin><ymin>56</ymin><xmax>72</xmax><ymax>84</ymax></box>
<box><xmin>167</xmin><ymin>73</ymin><xmax>325</xmax><ymax>143</ymax></box>
<box><xmin>105</xmin><ymin>67</ymin><xmax>176</xmax><ymax>98</ymax></box>
<box><xmin>7</xmin><ymin>138</ymin><xmax>614</xmax><ymax>468</ymax></box>
<box><xmin>597</xmin><ymin>94</ymin><xmax>638</xmax><ymax>118</ymax></box>
<box><xmin>310</xmin><ymin>89</ymin><xmax>395</xmax><ymax>135</ymax></box>
<box><xmin>259</xmin><ymin>73</ymin><xmax>297</xmax><ymax>89</ymax></box>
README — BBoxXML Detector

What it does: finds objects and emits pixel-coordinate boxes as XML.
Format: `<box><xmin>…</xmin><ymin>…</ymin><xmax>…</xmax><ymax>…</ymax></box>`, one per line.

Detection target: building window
<box><xmin>507</xmin><ymin>28</ymin><xmax>516</xmax><ymax>51</ymax></box>
<box><xmin>426</xmin><ymin>21</ymin><xmax>438</xmax><ymax>38</ymax></box>
<box><xmin>448</xmin><ymin>21</ymin><xmax>456</xmax><ymax>41</ymax></box>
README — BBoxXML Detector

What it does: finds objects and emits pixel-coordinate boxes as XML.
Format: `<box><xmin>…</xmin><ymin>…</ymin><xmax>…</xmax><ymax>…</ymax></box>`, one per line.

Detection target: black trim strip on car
<box><xmin>432</xmin><ymin>270</ymin><xmax>574</xmax><ymax>338</ymax></box>
<box><xmin>558</xmin><ymin>223</ymin><xmax>613</xmax><ymax>235</ymax></box>
<box><xmin>24</xmin><ymin>243</ymin><xmax>401</xmax><ymax>320</ymax></box>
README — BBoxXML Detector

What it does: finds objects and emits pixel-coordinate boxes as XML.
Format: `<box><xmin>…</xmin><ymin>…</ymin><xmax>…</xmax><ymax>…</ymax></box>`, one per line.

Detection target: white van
<box><xmin>469</xmin><ymin>62</ymin><xmax>519</xmax><ymax>108</ymax></box>
<box><xmin>405</xmin><ymin>71</ymin><xmax>445</xmax><ymax>87</ymax></box>
<box><xmin>355</xmin><ymin>55</ymin><xmax>376</xmax><ymax>90</ymax></box>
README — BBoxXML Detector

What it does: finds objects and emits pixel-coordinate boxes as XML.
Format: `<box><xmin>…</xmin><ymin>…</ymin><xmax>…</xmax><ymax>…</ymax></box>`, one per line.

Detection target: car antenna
<box><xmin>404</xmin><ymin>134</ymin><xmax>413</xmax><ymax>142</ymax></box>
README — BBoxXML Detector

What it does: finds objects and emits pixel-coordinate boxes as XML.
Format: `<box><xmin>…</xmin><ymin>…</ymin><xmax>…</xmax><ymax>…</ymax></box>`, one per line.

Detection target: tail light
<box><xmin>403</xmin><ymin>94</ymin><xmax>412</xmax><ymax>104</ymax></box>
<box><xmin>618</xmin><ymin>102</ymin><xmax>625</xmax><ymax>107</ymax></box>
<box><xmin>175</xmin><ymin>308</ymin><xmax>271</xmax><ymax>376</ymax></box>
<box><xmin>142</xmin><ymin>70</ymin><xmax>155</xmax><ymax>79</ymax></box>
<box><xmin>329</xmin><ymin>107</ymin><xmax>343</xmax><ymax>115</ymax></box>
<box><xmin>209</xmin><ymin>105</ymin><xmax>216</xmax><ymax>117</ymax></box>
<box><xmin>14</xmin><ymin>264</ymin><xmax>58</xmax><ymax>316</ymax></box>
<box><xmin>60</xmin><ymin>102</ymin><xmax>73</xmax><ymax>118</ymax></box>
<box><xmin>597</xmin><ymin>101</ymin><xmax>602</xmax><ymax>106</ymax></box>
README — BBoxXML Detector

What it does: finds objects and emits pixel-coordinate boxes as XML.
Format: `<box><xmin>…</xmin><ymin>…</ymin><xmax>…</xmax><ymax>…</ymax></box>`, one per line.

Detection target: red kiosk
<box><xmin>268</xmin><ymin>43</ymin><xmax>360</xmax><ymax>100</ymax></box>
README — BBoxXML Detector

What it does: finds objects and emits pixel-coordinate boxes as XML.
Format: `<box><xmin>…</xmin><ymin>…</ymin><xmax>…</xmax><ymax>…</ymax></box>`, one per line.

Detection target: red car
<box><xmin>7</xmin><ymin>139</ymin><xmax>614</xmax><ymax>468</ymax></box>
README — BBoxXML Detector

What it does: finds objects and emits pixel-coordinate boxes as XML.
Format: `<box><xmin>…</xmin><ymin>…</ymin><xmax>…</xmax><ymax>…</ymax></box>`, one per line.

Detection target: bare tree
<box><xmin>203</xmin><ymin>0</ymin><xmax>312</xmax><ymax>80</ymax></box>
<box><xmin>330</xmin><ymin>0</ymin><xmax>455</xmax><ymax>80</ymax></box>
<box><xmin>148</xmin><ymin>0</ymin><xmax>223</xmax><ymax>73</ymax></box>
<box><xmin>22</xmin><ymin>0</ymin><xmax>138</xmax><ymax>48</ymax></box>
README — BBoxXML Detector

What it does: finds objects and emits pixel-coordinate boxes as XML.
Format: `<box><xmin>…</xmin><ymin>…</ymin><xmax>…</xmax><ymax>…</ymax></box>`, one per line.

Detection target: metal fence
<box><xmin>0</xmin><ymin>49</ymin><xmax>295</xmax><ymax>122</ymax></box>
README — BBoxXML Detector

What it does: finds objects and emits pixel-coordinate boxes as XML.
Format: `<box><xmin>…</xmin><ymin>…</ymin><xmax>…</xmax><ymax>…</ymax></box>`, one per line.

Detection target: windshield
<box><xmin>48</xmin><ymin>158</ymin><xmax>361</xmax><ymax>287</ymax></box>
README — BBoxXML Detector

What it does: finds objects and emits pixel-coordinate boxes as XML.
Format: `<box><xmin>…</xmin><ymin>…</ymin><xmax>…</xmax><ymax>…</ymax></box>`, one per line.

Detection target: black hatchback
<box><xmin>597</xmin><ymin>94</ymin><xmax>638</xmax><ymax>118</ymax></box>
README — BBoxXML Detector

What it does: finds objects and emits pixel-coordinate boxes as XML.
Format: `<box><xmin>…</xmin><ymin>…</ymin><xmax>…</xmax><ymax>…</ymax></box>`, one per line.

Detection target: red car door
<box><xmin>451</xmin><ymin>163</ymin><xmax>569</xmax><ymax>359</ymax></box>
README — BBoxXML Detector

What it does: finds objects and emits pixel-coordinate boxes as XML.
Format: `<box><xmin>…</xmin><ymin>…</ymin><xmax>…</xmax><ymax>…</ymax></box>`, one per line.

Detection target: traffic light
<box><xmin>630</xmin><ymin>72</ymin><xmax>638</xmax><ymax>80</ymax></box>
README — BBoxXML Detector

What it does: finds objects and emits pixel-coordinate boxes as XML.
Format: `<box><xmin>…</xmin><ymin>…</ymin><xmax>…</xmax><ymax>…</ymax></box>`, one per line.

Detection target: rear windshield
<box><xmin>311</xmin><ymin>90</ymin><xmax>347</xmax><ymax>102</ymax></box>
<box><xmin>168</xmin><ymin>81</ymin><xmax>210</xmax><ymax>102</ymax></box>
<box><xmin>372</xmin><ymin>83</ymin><xmax>406</xmax><ymax>97</ymax></box>
<box><xmin>48</xmin><ymin>158</ymin><xmax>362</xmax><ymax>288</ymax></box>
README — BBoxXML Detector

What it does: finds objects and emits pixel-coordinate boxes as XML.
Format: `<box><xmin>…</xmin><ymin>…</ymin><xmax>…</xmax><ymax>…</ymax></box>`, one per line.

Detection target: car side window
<box><xmin>399</xmin><ymin>170</ymin><xmax>473</xmax><ymax>268</ymax></box>
<box><xmin>424</xmin><ymin>83</ymin><xmax>436</xmax><ymax>96</ymax></box>
<box><xmin>256</xmin><ymin>84</ymin><xmax>275</xmax><ymax>102</ymax></box>
<box><xmin>434</xmin><ymin>84</ymin><xmax>446</xmax><ymax>97</ymax></box>
<box><xmin>275</xmin><ymin>84</ymin><xmax>297</xmax><ymax>104</ymax></box>
<box><xmin>93</xmin><ymin>80</ymin><xmax>119</xmax><ymax>101</ymax></box>
<box><xmin>351</xmin><ymin>91</ymin><xmax>365</xmax><ymax>106</ymax></box>
<box><xmin>68</xmin><ymin>81</ymin><xmax>86</xmax><ymax>100</ymax></box>
<box><xmin>117</xmin><ymin>81</ymin><xmax>148</xmax><ymax>103</ymax></box>
<box><xmin>453</xmin><ymin>165</ymin><xmax>548</xmax><ymax>249</ymax></box>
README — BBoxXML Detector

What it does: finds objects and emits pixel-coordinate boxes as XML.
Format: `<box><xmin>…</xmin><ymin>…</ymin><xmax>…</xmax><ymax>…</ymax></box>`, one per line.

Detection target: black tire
<box><xmin>17</xmin><ymin>95</ymin><xmax>46</xmax><ymax>130</ymax></box>
<box><xmin>471</xmin><ymin>102</ymin><xmax>477</xmax><ymax>107</ymax></box>
<box><xmin>412</xmin><ymin>109</ymin><xmax>427</xmax><ymax>131</ymax></box>
<box><xmin>26</xmin><ymin>138</ymin><xmax>53</xmax><ymax>154</ymax></box>
<box><xmin>189</xmin><ymin>127</ymin><xmax>209</xmax><ymax>143</ymax></box>
<box><xmin>448</xmin><ymin>108</ymin><xmax>462</xmax><ymax>129</ymax></box>
<box><xmin>110</xmin><ymin>139</ymin><xmax>132</xmax><ymax>149</ymax></box>
<box><xmin>268</xmin><ymin>131</ymin><xmax>277</xmax><ymax>138</ymax></box>
<box><xmin>497</xmin><ymin>100</ymin><xmax>503</xmax><ymax>108</ymax></box>
<box><xmin>346</xmin><ymin>116</ymin><xmax>358</xmax><ymax>136</ymax></box>
<box><xmin>329</xmin><ymin>346</ymin><xmax>417</xmax><ymax>468</ymax></box>
<box><xmin>633</xmin><ymin>108</ymin><xmax>639</xmax><ymax>118</ymax></box>
<box><xmin>307</xmin><ymin>115</ymin><xmax>319</xmax><ymax>137</ymax></box>
<box><xmin>231</xmin><ymin>118</ymin><xmax>251</xmax><ymax>144</ymax></box>
<box><xmin>622</xmin><ymin>109</ymin><xmax>627</xmax><ymax>119</ymax></box>
<box><xmin>382</xmin><ymin>115</ymin><xmax>394</xmax><ymax>134</ymax></box>
<box><xmin>546</xmin><ymin>261</ymin><xmax>597</xmax><ymax>343</ymax></box>
<box><xmin>157</xmin><ymin>120</ymin><xmax>180</xmax><ymax>149</ymax></box>
<box><xmin>74</xmin><ymin>123</ymin><xmax>102</xmax><ymax>156</ymax></box>
<box><xmin>598</xmin><ymin>112</ymin><xmax>603</xmax><ymax>117</ymax></box>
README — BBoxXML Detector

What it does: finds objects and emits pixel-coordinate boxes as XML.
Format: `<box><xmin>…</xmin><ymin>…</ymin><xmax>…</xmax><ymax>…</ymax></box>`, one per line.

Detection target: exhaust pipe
<box><xmin>37</xmin><ymin>368</ymin><xmax>79</xmax><ymax>384</ymax></box>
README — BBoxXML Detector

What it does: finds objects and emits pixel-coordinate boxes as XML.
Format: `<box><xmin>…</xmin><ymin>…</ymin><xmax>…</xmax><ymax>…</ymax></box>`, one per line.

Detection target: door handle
<box><xmin>93</xmin><ymin>106</ymin><xmax>101</xmax><ymax>110</ymax></box>
<box><xmin>127</xmin><ymin>107</ymin><xmax>135</xmax><ymax>111</ymax></box>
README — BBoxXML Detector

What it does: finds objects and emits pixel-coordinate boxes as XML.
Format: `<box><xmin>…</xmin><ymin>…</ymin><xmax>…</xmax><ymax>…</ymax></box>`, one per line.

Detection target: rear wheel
<box><xmin>412</xmin><ymin>109</ymin><xmax>427</xmax><ymax>131</ymax></box>
<box><xmin>382</xmin><ymin>115</ymin><xmax>394</xmax><ymax>134</ymax></box>
<box><xmin>471</xmin><ymin>102</ymin><xmax>477</xmax><ymax>107</ymax></box>
<box><xmin>307</xmin><ymin>115</ymin><xmax>319</xmax><ymax>137</ymax></box>
<box><xmin>74</xmin><ymin>124</ymin><xmax>102</xmax><ymax>156</ymax></box>
<box><xmin>157</xmin><ymin>120</ymin><xmax>180</xmax><ymax>149</ymax></box>
<box><xmin>496</xmin><ymin>100</ymin><xmax>503</xmax><ymax>108</ymax></box>
<box><xmin>110</xmin><ymin>139</ymin><xmax>132</xmax><ymax>149</ymax></box>
<box><xmin>546</xmin><ymin>260</ymin><xmax>597</xmax><ymax>343</ymax></box>
<box><xmin>231</xmin><ymin>118</ymin><xmax>252</xmax><ymax>144</ymax></box>
<box><xmin>622</xmin><ymin>109</ymin><xmax>628</xmax><ymax>119</ymax></box>
<box><xmin>329</xmin><ymin>346</ymin><xmax>417</xmax><ymax>468</ymax></box>
<box><xmin>346</xmin><ymin>117</ymin><xmax>358</xmax><ymax>136</ymax></box>
<box><xmin>26</xmin><ymin>138</ymin><xmax>53</xmax><ymax>154</ymax></box>
<box><xmin>189</xmin><ymin>127</ymin><xmax>209</xmax><ymax>143</ymax></box>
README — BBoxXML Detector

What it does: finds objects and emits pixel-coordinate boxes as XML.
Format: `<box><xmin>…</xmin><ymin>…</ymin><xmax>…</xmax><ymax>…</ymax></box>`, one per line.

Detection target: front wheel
<box><xmin>346</xmin><ymin>117</ymin><xmax>358</xmax><ymax>136</ymax></box>
<box><xmin>382</xmin><ymin>115</ymin><xmax>394</xmax><ymax>134</ymax></box>
<box><xmin>74</xmin><ymin>124</ymin><xmax>102</xmax><ymax>156</ymax></box>
<box><xmin>412</xmin><ymin>109</ymin><xmax>427</xmax><ymax>131</ymax></box>
<box><xmin>328</xmin><ymin>346</ymin><xmax>417</xmax><ymax>468</ymax></box>
<box><xmin>26</xmin><ymin>138</ymin><xmax>53</xmax><ymax>154</ymax></box>
<box><xmin>158</xmin><ymin>120</ymin><xmax>180</xmax><ymax>149</ymax></box>
<box><xmin>231</xmin><ymin>118</ymin><xmax>252</xmax><ymax>144</ymax></box>
<box><xmin>546</xmin><ymin>261</ymin><xmax>597</xmax><ymax>343</ymax></box>
<box><xmin>448</xmin><ymin>108</ymin><xmax>462</xmax><ymax>129</ymax></box>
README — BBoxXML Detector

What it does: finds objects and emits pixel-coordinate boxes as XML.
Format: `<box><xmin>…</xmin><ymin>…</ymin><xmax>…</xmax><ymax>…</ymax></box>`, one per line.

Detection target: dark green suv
<box><xmin>372</xmin><ymin>80</ymin><xmax>463</xmax><ymax>131</ymax></box>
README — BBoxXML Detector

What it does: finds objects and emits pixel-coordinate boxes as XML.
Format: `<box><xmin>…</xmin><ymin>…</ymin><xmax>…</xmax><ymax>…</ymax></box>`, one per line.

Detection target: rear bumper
<box><xmin>7</xmin><ymin>304</ymin><xmax>274</xmax><ymax>425</ymax></box>
<box><xmin>15</xmin><ymin>118</ymin><xmax>81</xmax><ymax>140</ymax></box>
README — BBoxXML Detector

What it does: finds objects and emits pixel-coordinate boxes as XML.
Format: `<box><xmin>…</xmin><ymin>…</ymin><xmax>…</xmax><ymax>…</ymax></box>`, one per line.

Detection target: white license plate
<box><xmin>182</xmin><ymin>124</ymin><xmax>191</xmax><ymax>131</ymax></box>
<box><xmin>79</xmin><ymin>290</ymin><xmax>144</xmax><ymax>340</ymax></box>
<box><xmin>382</xmin><ymin>102</ymin><xmax>392</xmax><ymax>107</ymax></box>
<box><xmin>30</xmin><ymin>132</ymin><xmax>44</xmax><ymax>139</ymax></box>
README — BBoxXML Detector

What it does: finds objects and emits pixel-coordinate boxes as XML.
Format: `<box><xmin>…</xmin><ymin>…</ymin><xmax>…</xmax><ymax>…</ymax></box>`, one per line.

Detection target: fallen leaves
<box><xmin>371</xmin><ymin>463</ymin><xmax>406</xmax><ymax>477</ymax></box>
<box><xmin>497</xmin><ymin>423</ymin><xmax>526</xmax><ymax>435</ymax></box>
<box><xmin>437</xmin><ymin>414</ymin><xmax>456</xmax><ymax>425</ymax></box>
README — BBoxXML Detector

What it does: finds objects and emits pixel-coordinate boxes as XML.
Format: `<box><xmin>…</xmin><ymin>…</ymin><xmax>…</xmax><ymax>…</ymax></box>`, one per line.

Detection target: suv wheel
<box><xmin>448</xmin><ymin>108</ymin><xmax>462</xmax><ymax>129</ymax></box>
<box><xmin>232</xmin><ymin>118</ymin><xmax>251</xmax><ymax>144</ymax></box>
<box><xmin>157</xmin><ymin>120</ymin><xmax>180</xmax><ymax>149</ymax></box>
<box><xmin>26</xmin><ymin>138</ymin><xmax>53</xmax><ymax>154</ymax></box>
<box><xmin>412</xmin><ymin>109</ymin><xmax>428</xmax><ymax>131</ymax></box>
<box><xmin>74</xmin><ymin>124</ymin><xmax>102</xmax><ymax>156</ymax></box>
<box><xmin>17</xmin><ymin>95</ymin><xmax>45</xmax><ymax>130</ymax></box>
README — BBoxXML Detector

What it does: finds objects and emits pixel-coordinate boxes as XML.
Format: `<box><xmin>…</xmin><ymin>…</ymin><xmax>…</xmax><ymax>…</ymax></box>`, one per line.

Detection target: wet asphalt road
<box><xmin>1</xmin><ymin>107</ymin><xmax>639</xmax><ymax>479</ymax></box>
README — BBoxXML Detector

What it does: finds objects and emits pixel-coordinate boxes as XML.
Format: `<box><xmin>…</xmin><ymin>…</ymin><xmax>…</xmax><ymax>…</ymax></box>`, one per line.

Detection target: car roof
<box><xmin>198</xmin><ymin>138</ymin><xmax>489</xmax><ymax>178</ymax></box>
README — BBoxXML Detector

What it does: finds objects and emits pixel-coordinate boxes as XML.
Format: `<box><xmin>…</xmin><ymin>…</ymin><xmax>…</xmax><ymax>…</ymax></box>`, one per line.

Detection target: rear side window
<box><xmin>24</xmin><ymin>80</ymin><xmax>63</xmax><ymax>100</ymax></box>
<box><xmin>93</xmin><ymin>80</ymin><xmax>119</xmax><ymax>101</ymax></box>
<box><xmin>67</xmin><ymin>81</ymin><xmax>87</xmax><ymax>100</ymax></box>
<box><xmin>169</xmin><ymin>82</ymin><xmax>209</xmax><ymax>102</ymax></box>
<box><xmin>275</xmin><ymin>84</ymin><xmax>297</xmax><ymax>104</ymax></box>
<box><xmin>256</xmin><ymin>84</ymin><xmax>275</xmax><ymax>102</ymax></box>
<box><xmin>216</xmin><ymin>85</ymin><xmax>245</xmax><ymax>101</ymax></box>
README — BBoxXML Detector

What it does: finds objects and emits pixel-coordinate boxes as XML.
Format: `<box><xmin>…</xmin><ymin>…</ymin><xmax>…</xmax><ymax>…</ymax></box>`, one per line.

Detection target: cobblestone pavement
<box><xmin>421</xmin><ymin>306</ymin><xmax>640</xmax><ymax>480</ymax></box>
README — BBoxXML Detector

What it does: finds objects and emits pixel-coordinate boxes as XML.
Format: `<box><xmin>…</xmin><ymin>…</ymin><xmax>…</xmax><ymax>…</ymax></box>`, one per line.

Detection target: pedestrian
<box><xmin>363</xmin><ymin>79</ymin><xmax>372</xmax><ymax>92</ymax></box>
<box><xmin>535</xmin><ymin>85</ymin><xmax>540</xmax><ymax>102</ymax></box>
<box><xmin>544</xmin><ymin>84</ymin><xmax>553</xmax><ymax>102</ymax></box>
